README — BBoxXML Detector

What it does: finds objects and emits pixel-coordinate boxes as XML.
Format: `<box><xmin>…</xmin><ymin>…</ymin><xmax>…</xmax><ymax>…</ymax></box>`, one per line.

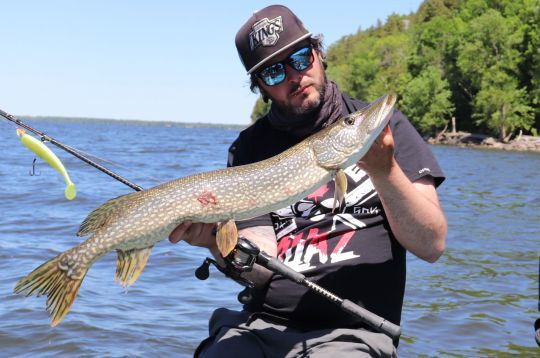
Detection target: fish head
<box><xmin>311</xmin><ymin>93</ymin><xmax>396</xmax><ymax>169</ymax></box>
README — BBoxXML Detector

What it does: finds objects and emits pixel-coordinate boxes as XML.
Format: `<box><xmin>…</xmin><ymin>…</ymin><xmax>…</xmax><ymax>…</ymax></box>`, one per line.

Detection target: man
<box><xmin>169</xmin><ymin>5</ymin><xmax>447</xmax><ymax>357</ymax></box>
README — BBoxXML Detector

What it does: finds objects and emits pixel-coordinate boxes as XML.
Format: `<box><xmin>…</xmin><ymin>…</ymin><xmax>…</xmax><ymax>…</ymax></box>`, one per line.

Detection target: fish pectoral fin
<box><xmin>13</xmin><ymin>253</ymin><xmax>87</xmax><ymax>327</ymax></box>
<box><xmin>78</xmin><ymin>191</ymin><xmax>140</xmax><ymax>237</ymax></box>
<box><xmin>115</xmin><ymin>246</ymin><xmax>153</xmax><ymax>287</ymax></box>
<box><xmin>216</xmin><ymin>220</ymin><xmax>238</xmax><ymax>257</ymax></box>
<box><xmin>332</xmin><ymin>169</ymin><xmax>348</xmax><ymax>213</ymax></box>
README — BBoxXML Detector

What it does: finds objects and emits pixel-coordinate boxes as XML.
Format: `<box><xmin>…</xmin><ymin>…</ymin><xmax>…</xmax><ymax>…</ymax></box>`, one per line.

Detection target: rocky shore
<box><xmin>427</xmin><ymin>131</ymin><xmax>540</xmax><ymax>153</ymax></box>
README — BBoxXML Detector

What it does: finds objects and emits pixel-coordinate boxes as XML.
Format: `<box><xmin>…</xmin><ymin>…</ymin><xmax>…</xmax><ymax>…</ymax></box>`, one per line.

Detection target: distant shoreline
<box><xmin>18</xmin><ymin>115</ymin><xmax>540</xmax><ymax>153</ymax></box>
<box><xmin>428</xmin><ymin>131</ymin><xmax>540</xmax><ymax>153</ymax></box>
<box><xmin>19</xmin><ymin>115</ymin><xmax>247</xmax><ymax>130</ymax></box>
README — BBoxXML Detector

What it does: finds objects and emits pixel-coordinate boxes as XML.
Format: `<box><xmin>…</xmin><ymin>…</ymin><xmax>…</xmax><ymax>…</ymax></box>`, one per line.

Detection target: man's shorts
<box><xmin>195</xmin><ymin>308</ymin><xmax>397</xmax><ymax>358</ymax></box>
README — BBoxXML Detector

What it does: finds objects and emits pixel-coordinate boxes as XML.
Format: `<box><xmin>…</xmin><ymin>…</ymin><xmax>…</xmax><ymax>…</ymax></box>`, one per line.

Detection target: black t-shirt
<box><xmin>228</xmin><ymin>94</ymin><xmax>445</xmax><ymax>331</ymax></box>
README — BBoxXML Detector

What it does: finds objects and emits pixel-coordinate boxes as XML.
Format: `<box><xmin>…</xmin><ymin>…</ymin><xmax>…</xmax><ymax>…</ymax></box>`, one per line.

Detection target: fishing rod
<box><xmin>196</xmin><ymin>238</ymin><xmax>402</xmax><ymax>341</ymax></box>
<box><xmin>1</xmin><ymin>108</ymin><xmax>143</xmax><ymax>192</ymax></box>
<box><xmin>4</xmin><ymin>107</ymin><xmax>401</xmax><ymax>339</ymax></box>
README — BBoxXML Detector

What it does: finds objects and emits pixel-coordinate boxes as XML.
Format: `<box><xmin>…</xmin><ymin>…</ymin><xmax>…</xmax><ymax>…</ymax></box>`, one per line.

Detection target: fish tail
<box><xmin>14</xmin><ymin>254</ymin><xmax>88</xmax><ymax>327</ymax></box>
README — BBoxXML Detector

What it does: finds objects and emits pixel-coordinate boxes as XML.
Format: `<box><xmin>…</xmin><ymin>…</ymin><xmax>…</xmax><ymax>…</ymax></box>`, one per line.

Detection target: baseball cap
<box><xmin>235</xmin><ymin>5</ymin><xmax>312</xmax><ymax>74</ymax></box>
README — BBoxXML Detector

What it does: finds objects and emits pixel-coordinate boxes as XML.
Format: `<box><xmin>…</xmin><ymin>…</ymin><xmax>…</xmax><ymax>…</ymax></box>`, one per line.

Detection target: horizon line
<box><xmin>16</xmin><ymin>114</ymin><xmax>248</xmax><ymax>128</ymax></box>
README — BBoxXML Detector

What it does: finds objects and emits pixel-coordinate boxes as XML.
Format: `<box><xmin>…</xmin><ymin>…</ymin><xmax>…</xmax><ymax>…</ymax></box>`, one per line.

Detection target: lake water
<box><xmin>0</xmin><ymin>118</ymin><xmax>538</xmax><ymax>357</ymax></box>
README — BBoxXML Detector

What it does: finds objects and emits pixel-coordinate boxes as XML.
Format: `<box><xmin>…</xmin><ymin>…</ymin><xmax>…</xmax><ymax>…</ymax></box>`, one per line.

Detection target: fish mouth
<box><xmin>370</xmin><ymin>94</ymin><xmax>395</xmax><ymax>129</ymax></box>
<box><xmin>352</xmin><ymin>94</ymin><xmax>395</xmax><ymax>144</ymax></box>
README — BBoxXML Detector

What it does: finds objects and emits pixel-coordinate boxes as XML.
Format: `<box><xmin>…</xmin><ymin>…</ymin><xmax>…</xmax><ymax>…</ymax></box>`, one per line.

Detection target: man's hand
<box><xmin>169</xmin><ymin>222</ymin><xmax>278</xmax><ymax>286</ymax></box>
<box><xmin>356</xmin><ymin>124</ymin><xmax>447</xmax><ymax>263</ymax></box>
<box><xmin>357</xmin><ymin>125</ymin><xmax>395</xmax><ymax>177</ymax></box>
<box><xmin>168</xmin><ymin>221</ymin><xmax>217</xmax><ymax>249</ymax></box>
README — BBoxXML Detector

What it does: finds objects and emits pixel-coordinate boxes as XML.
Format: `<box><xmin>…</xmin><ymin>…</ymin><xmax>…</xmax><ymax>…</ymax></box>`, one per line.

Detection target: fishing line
<box><xmin>4</xmin><ymin>119</ymin><xmax>162</xmax><ymax>185</ymax></box>
<box><xmin>1</xmin><ymin>108</ymin><xmax>143</xmax><ymax>191</ymax></box>
<box><xmin>59</xmin><ymin>142</ymin><xmax>162</xmax><ymax>184</ymax></box>
<box><xmin>3</xmin><ymin>103</ymin><xmax>404</xmax><ymax>337</ymax></box>
<box><xmin>2</xmin><ymin>120</ymin><xmax>42</xmax><ymax>176</ymax></box>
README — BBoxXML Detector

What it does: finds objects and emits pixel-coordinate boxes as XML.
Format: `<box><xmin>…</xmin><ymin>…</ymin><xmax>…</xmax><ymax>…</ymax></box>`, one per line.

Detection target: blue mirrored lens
<box><xmin>288</xmin><ymin>47</ymin><xmax>313</xmax><ymax>71</ymax></box>
<box><xmin>260</xmin><ymin>63</ymin><xmax>286</xmax><ymax>86</ymax></box>
<box><xmin>258</xmin><ymin>46</ymin><xmax>313</xmax><ymax>86</ymax></box>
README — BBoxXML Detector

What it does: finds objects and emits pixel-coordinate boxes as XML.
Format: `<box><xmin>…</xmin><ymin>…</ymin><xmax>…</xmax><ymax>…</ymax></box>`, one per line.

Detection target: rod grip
<box><xmin>341</xmin><ymin>299</ymin><xmax>401</xmax><ymax>340</ymax></box>
<box><xmin>256</xmin><ymin>252</ymin><xmax>305</xmax><ymax>284</ymax></box>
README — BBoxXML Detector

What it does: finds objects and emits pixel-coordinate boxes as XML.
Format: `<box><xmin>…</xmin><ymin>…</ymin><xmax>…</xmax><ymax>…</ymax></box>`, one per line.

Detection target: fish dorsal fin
<box><xmin>77</xmin><ymin>191</ymin><xmax>141</xmax><ymax>237</ymax></box>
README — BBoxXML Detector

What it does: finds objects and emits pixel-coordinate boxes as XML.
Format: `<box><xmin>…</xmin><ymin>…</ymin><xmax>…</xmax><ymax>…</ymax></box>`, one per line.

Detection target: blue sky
<box><xmin>1</xmin><ymin>1</ymin><xmax>424</xmax><ymax>125</ymax></box>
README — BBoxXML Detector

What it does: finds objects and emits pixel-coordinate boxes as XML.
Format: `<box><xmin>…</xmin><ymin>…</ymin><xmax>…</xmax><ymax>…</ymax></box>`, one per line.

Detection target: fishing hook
<box><xmin>1</xmin><ymin>108</ymin><xmax>143</xmax><ymax>192</ymax></box>
<box><xmin>29</xmin><ymin>158</ymin><xmax>41</xmax><ymax>176</ymax></box>
<box><xmin>27</xmin><ymin>136</ymin><xmax>49</xmax><ymax>176</ymax></box>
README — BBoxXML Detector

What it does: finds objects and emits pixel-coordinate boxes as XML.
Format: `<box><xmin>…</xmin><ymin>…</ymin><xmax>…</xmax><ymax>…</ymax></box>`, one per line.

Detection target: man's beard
<box><xmin>274</xmin><ymin>75</ymin><xmax>327</xmax><ymax>118</ymax></box>
<box><xmin>291</xmin><ymin>83</ymin><xmax>325</xmax><ymax>116</ymax></box>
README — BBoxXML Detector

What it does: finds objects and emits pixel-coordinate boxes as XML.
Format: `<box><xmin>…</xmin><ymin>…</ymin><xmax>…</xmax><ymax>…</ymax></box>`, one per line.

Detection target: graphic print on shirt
<box><xmin>271</xmin><ymin>164</ymin><xmax>393</xmax><ymax>272</ymax></box>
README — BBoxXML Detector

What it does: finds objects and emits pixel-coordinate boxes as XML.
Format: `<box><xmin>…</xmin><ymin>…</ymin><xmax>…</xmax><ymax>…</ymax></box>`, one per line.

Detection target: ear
<box><xmin>314</xmin><ymin>49</ymin><xmax>327</xmax><ymax>70</ymax></box>
<box><xmin>317</xmin><ymin>52</ymin><xmax>327</xmax><ymax>70</ymax></box>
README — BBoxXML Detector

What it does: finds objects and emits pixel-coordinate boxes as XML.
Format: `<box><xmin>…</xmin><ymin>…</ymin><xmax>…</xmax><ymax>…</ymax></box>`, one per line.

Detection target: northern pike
<box><xmin>14</xmin><ymin>93</ymin><xmax>396</xmax><ymax>326</ymax></box>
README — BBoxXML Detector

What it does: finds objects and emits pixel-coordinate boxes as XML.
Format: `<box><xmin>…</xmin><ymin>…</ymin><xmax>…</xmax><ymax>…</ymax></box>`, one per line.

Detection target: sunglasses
<box><xmin>257</xmin><ymin>46</ymin><xmax>314</xmax><ymax>86</ymax></box>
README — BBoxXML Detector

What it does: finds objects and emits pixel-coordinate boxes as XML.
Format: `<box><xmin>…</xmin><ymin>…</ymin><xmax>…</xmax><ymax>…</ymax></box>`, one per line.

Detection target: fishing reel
<box><xmin>195</xmin><ymin>237</ymin><xmax>260</xmax><ymax>289</ymax></box>
<box><xmin>194</xmin><ymin>235</ymin><xmax>403</xmax><ymax>341</ymax></box>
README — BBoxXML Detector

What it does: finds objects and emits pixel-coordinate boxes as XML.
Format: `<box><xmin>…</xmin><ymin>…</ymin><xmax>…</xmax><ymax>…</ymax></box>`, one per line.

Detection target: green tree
<box><xmin>253</xmin><ymin>0</ymin><xmax>540</xmax><ymax>137</ymax></box>
<box><xmin>504</xmin><ymin>0</ymin><xmax>540</xmax><ymax>130</ymax></box>
<box><xmin>415</xmin><ymin>0</ymin><xmax>461</xmax><ymax>23</ymax></box>
<box><xmin>332</xmin><ymin>31</ymin><xmax>410</xmax><ymax>102</ymax></box>
<box><xmin>366</xmin><ymin>33</ymin><xmax>410</xmax><ymax>100</ymax></box>
<box><xmin>457</xmin><ymin>9</ymin><xmax>522</xmax><ymax>89</ymax></box>
<box><xmin>399</xmin><ymin>67</ymin><xmax>455</xmax><ymax>136</ymax></box>
<box><xmin>474</xmin><ymin>68</ymin><xmax>534</xmax><ymax>140</ymax></box>
<box><xmin>456</xmin><ymin>8</ymin><xmax>532</xmax><ymax>137</ymax></box>
<box><xmin>250</xmin><ymin>97</ymin><xmax>271</xmax><ymax>122</ymax></box>
<box><xmin>408</xmin><ymin>16</ymin><xmax>463</xmax><ymax>74</ymax></box>
<box><xmin>327</xmin><ymin>34</ymin><xmax>379</xmax><ymax>97</ymax></box>
<box><xmin>345</xmin><ymin>46</ymin><xmax>379</xmax><ymax>100</ymax></box>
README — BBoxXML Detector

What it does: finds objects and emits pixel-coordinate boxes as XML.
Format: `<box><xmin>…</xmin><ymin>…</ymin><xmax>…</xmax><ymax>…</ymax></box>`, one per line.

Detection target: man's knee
<box><xmin>197</xmin><ymin>326</ymin><xmax>264</xmax><ymax>358</ymax></box>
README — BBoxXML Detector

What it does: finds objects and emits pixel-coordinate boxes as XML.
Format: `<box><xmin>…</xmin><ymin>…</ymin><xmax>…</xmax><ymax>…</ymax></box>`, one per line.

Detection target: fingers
<box><xmin>381</xmin><ymin>124</ymin><xmax>393</xmax><ymax>146</ymax></box>
<box><xmin>374</xmin><ymin>125</ymin><xmax>391</xmax><ymax>146</ymax></box>
<box><xmin>168</xmin><ymin>221</ymin><xmax>218</xmax><ymax>249</ymax></box>
<box><xmin>168</xmin><ymin>220</ymin><xmax>193</xmax><ymax>244</ymax></box>
<box><xmin>200</xmin><ymin>223</ymin><xmax>217</xmax><ymax>240</ymax></box>
<box><xmin>357</xmin><ymin>125</ymin><xmax>395</xmax><ymax>174</ymax></box>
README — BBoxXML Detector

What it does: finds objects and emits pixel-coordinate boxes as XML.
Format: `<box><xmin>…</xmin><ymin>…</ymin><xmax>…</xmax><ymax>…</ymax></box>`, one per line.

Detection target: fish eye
<box><xmin>344</xmin><ymin>116</ymin><xmax>355</xmax><ymax>125</ymax></box>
